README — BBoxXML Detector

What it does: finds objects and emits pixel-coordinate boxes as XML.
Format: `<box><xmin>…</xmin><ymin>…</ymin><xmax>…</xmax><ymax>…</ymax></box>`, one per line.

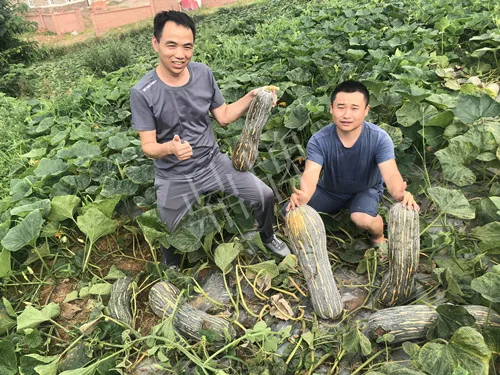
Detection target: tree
<box><xmin>0</xmin><ymin>0</ymin><xmax>38</xmax><ymax>68</ymax></box>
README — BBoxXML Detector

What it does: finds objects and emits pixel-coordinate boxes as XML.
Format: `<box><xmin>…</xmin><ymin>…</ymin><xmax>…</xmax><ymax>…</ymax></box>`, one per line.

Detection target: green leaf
<box><xmin>284</xmin><ymin>102</ymin><xmax>309</xmax><ymax>129</ymax></box>
<box><xmin>34</xmin><ymin>158</ymin><xmax>68</xmax><ymax>177</ymax></box>
<box><xmin>471</xmin><ymin>222</ymin><xmax>500</xmax><ymax>253</ymax></box>
<box><xmin>471</xmin><ymin>269</ymin><xmax>500</xmax><ymax>302</ymax></box>
<box><xmin>108</xmin><ymin>133</ymin><xmax>131</xmax><ymax>150</ymax></box>
<box><xmin>0</xmin><ymin>248</ymin><xmax>12</xmax><ymax>277</ymax></box>
<box><xmin>214</xmin><ymin>242</ymin><xmax>242</xmax><ymax>273</ymax></box>
<box><xmin>17</xmin><ymin>303</ymin><xmax>61</xmax><ymax>332</ymax></box>
<box><xmin>425</xmin><ymin>110</ymin><xmax>455</xmax><ymax>128</ymax></box>
<box><xmin>0</xmin><ymin>340</ymin><xmax>17</xmax><ymax>375</ymax></box>
<box><xmin>427</xmin><ymin>187</ymin><xmax>475</xmax><ymax>219</ymax></box>
<box><xmin>22</xmin><ymin>148</ymin><xmax>46</xmax><ymax>159</ymax></box>
<box><xmin>1</xmin><ymin>210</ymin><xmax>45</xmax><ymax>252</ymax></box>
<box><xmin>435</xmin><ymin>16</ymin><xmax>451</xmax><ymax>32</ymax></box>
<box><xmin>80</xmin><ymin>196</ymin><xmax>121</xmax><ymax>219</ymax></box>
<box><xmin>244</xmin><ymin>260</ymin><xmax>280</xmax><ymax>280</ymax></box>
<box><xmin>427</xmin><ymin>304</ymin><xmax>476</xmax><ymax>340</ymax></box>
<box><xmin>136</xmin><ymin>209</ymin><xmax>169</xmax><ymax>250</ymax></box>
<box><xmin>104</xmin><ymin>265</ymin><xmax>127</xmax><ymax>280</ymax></box>
<box><xmin>453</xmin><ymin>94</ymin><xmax>500</xmax><ymax>124</ymax></box>
<box><xmin>87</xmin><ymin>283</ymin><xmax>112</xmax><ymax>296</ymax></box>
<box><xmin>0</xmin><ymin>312</ymin><xmax>16</xmax><ymax>335</ymax></box>
<box><xmin>11</xmin><ymin>199</ymin><xmax>51</xmax><ymax>218</ymax></box>
<box><xmin>124</xmin><ymin>165</ymin><xmax>154</xmax><ymax>185</ymax></box>
<box><xmin>59</xmin><ymin>362</ymin><xmax>99</xmax><ymax>375</ymax></box>
<box><xmin>100</xmin><ymin>177</ymin><xmax>138</xmax><ymax>198</ymax></box>
<box><xmin>34</xmin><ymin>359</ymin><xmax>58</xmax><ymax>375</ymax></box>
<box><xmin>418</xmin><ymin>327</ymin><xmax>490</xmax><ymax>375</ymax></box>
<box><xmin>48</xmin><ymin>195</ymin><xmax>81</xmax><ymax>222</ymax></box>
<box><xmin>76</xmin><ymin>208</ymin><xmax>117</xmax><ymax>243</ymax></box>
<box><xmin>396</xmin><ymin>100</ymin><xmax>421</xmax><ymax>127</ymax></box>
<box><xmin>10</xmin><ymin>178</ymin><xmax>33</xmax><ymax>202</ymax></box>
<box><xmin>342</xmin><ymin>325</ymin><xmax>372</xmax><ymax>356</ymax></box>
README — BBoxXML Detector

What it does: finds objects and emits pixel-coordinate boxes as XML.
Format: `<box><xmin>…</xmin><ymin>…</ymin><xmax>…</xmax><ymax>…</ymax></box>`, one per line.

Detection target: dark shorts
<box><xmin>283</xmin><ymin>184</ymin><xmax>384</xmax><ymax>217</ymax></box>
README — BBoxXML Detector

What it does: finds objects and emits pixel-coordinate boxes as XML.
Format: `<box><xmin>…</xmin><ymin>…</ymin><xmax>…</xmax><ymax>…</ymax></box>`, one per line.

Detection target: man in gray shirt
<box><xmin>130</xmin><ymin>10</ymin><xmax>290</xmax><ymax>267</ymax></box>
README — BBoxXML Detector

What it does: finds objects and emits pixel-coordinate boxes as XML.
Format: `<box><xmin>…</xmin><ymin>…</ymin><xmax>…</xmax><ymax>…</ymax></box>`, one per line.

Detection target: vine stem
<box><xmin>349</xmin><ymin>348</ymin><xmax>385</xmax><ymax>375</ymax></box>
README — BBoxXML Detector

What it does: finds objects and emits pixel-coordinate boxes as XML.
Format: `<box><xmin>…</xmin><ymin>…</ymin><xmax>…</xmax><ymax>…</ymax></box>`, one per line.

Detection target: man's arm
<box><xmin>378</xmin><ymin>159</ymin><xmax>419</xmax><ymax>211</ymax></box>
<box><xmin>138</xmin><ymin>130</ymin><xmax>193</xmax><ymax>160</ymax></box>
<box><xmin>288</xmin><ymin>160</ymin><xmax>322</xmax><ymax>211</ymax></box>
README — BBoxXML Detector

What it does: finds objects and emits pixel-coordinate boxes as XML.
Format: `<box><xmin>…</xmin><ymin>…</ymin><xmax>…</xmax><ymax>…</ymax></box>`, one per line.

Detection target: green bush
<box><xmin>81</xmin><ymin>39</ymin><xmax>133</xmax><ymax>76</ymax></box>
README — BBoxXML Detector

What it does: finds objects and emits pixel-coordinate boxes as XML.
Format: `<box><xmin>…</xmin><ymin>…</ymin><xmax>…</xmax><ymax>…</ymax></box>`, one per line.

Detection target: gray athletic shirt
<box><xmin>307</xmin><ymin>122</ymin><xmax>395</xmax><ymax>194</ymax></box>
<box><xmin>130</xmin><ymin>62</ymin><xmax>225</xmax><ymax>178</ymax></box>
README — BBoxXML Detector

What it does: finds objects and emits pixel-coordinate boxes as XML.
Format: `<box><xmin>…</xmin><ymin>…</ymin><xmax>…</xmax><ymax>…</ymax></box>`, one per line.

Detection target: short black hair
<box><xmin>330</xmin><ymin>80</ymin><xmax>370</xmax><ymax>107</ymax></box>
<box><xmin>153</xmin><ymin>11</ymin><xmax>196</xmax><ymax>42</ymax></box>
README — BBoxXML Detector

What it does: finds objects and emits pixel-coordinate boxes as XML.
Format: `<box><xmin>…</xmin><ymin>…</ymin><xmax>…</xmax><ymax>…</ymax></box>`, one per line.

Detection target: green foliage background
<box><xmin>0</xmin><ymin>0</ymin><xmax>499</xmax><ymax>374</ymax></box>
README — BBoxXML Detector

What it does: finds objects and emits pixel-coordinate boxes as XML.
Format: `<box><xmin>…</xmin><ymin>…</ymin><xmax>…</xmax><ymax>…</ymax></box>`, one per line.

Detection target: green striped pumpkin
<box><xmin>232</xmin><ymin>86</ymin><xmax>276</xmax><ymax>171</ymax></box>
<box><xmin>366</xmin><ymin>304</ymin><xmax>500</xmax><ymax>344</ymax></box>
<box><xmin>285</xmin><ymin>205</ymin><xmax>343</xmax><ymax>319</ymax></box>
<box><xmin>149</xmin><ymin>281</ymin><xmax>233</xmax><ymax>343</ymax></box>
<box><xmin>108</xmin><ymin>277</ymin><xmax>134</xmax><ymax>325</ymax></box>
<box><xmin>376</xmin><ymin>202</ymin><xmax>420</xmax><ymax>307</ymax></box>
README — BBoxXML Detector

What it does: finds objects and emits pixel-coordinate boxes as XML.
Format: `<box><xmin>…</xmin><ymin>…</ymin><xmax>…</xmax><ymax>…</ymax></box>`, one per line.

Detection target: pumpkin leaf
<box><xmin>426</xmin><ymin>304</ymin><xmax>477</xmax><ymax>340</ymax></box>
<box><xmin>34</xmin><ymin>158</ymin><xmax>68</xmax><ymax>177</ymax></box>
<box><xmin>453</xmin><ymin>93</ymin><xmax>500</xmax><ymax>124</ymax></box>
<box><xmin>59</xmin><ymin>362</ymin><xmax>99</xmax><ymax>375</ymax></box>
<box><xmin>0</xmin><ymin>248</ymin><xmax>12</xmax><ymax>278</ymax></box>
<box><xmin>214</xmin><ymin>242</ymin><xmax>242</xmax><ymax>273</ymax></box>
<box><xmin>48</xmin><ymin>195</ymin><xmax>81</xmax><ymax>222</ymax></box>
<box><xmin>470</xmin><ymin>266</ymin><xmax>500</xmax><ymax>302</ymax></box>
<box><xmin>471</xmin><ymin>222</ymin><xmax>500</xmax><ymax>253</ymax></box>
<box><xmin>0</xmin><ymin>340</ymin><xmax>17</xmax><ymax>375</ymax></box>
<box><xmin>1</xmin><ymin>210</ymin><xmax>45</xmax><ymax>252</ymax></box>
<box><xmin>17</xmin><ymin>303</ymin><xmax>60</xmax><ymax>332</ymax></box>
<box><xmin>76</xmin><ymin>208</ymin><xmax>117</xmax><ymax>243</ymax></box>
<box><xmin>427</xmin><ymin>187</ymin><xmax>475</xmax><ymax>219</ymax></box>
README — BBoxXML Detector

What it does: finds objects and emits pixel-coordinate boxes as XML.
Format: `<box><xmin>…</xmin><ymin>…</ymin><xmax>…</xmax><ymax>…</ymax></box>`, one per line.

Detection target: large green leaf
<box><xmin>214</xmin><ymin>242</ymin><xmax>242</xmax><ymax>273</ymax></box>
<box><xmin>471</xmin><ymin>222</ymin><xmax>500</xmax><ymax>253</ymax></box>
<box><xmin>1</xmin><ymin>210</ymin><xmax>45</xmax><ymax>252</ymax></box>
<box><xmin>100</xmin><ymin>177</ymin><xmax>138</xmax><ymax>198</ymax></box>
<box><xmin>76</xmin><ymin>208</ymin><xmax>117</xmax><ymax>243</ymax></box>
<box><xmin>0</xmin><ymin>312</ymin><xmax>15</xmax><ymax>335</ymax></box>
<box><xmin>107</xmin><ymin>133</ymin><xmax>131</xmax><ymax>150</ymax></box>
<box><xmin>427</xmin><ymin>187</ymin><xmax>475</xmax><ymax>219</ymax></box>
<box><xmin>471</xmin><ymin>265</ymin><xmax>500</xmax><ymax>303</ymax></box>
<box><xmin>396</xmin><ymin>100</ymin><xmax>421</xmax><ymax>127</ymax></box>
<box><xmin>453</xmin><ymin>94</ymin><xmax>500</xmax><ymax>124</ymax></box>
<box><xmin>124</xmin><ymin>165</ymin><xmax>154</xmax><ymax>185</ymax></box>
<box><xmin>0</xmin><ymin>248</ymin><xmax>12</xmax><ymax>278</ymax></box>
<box><xmin>17</xmin><ymin>303</ymin><xmax>61</xmax><ymax>332</ymax></box>
<box><xmin>10</xmin><ymin>178</ymin><xmax>33</xmax><ymax>202</ymax></box>
<box><xmin>34</xmin><ymin>158</ymin><xmax>68</xmax><ymax>177</ymax></box>
<box><xmin>418</xmin><ymin>327</ymin><xmax>491</xmax><ymax>375</ymax></box>
<box><xmin>47</xmin><ymin>195</ymin><xmax>81</xmax><ymax>222</ymax></box>
<box><xmin>80</xmin><ymin>196</ymin><xmax>121</xmax><ymax>219</ymax></box>
<box><xmin>427</xmin><ymin>304</ymin><xmax>476</xmax><ymax>340</ymax></box>
<box><xmin>11</xmin><ymin>199</ymin><xmax>51</xmax><ymax>217</ymax></box>
<box><xmin>0</xmin><ymin>340</ymin><xmax>17</xmax><ymax>375</ymax></box>
<box><xmin>136</xmin><ymin>209</ymin><xmax>169</xmax><ymax>250</ymax></box>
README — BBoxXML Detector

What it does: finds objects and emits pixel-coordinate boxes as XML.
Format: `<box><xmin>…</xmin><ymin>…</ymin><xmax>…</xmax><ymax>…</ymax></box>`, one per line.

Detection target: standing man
<box><xmin>130</xmin><ymin>11</ymin><xmax>290</xmax><ymax>267</ymax></box>
<box><xmin>286</xmin><ymin>80</ymin><xmax>419</xmax><ymax>246</ymax></box>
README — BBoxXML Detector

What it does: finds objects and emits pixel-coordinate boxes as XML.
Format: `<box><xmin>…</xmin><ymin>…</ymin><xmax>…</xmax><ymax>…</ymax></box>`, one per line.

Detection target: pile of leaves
<box><xmin>0</xmin><ymin>0</ymin><xmax>499</xmax><ymax>373</ymax></box>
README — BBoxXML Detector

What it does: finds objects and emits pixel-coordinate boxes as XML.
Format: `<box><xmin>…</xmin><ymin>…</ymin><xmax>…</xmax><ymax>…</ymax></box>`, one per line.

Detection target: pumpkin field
<box><xmin>0</xmin><ymin>0</ymin><xmax>499</xmax><ymax>373</ymax></box>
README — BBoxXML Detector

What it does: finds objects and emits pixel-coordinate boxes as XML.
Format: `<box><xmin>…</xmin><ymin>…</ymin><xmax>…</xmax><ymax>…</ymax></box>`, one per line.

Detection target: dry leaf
<box><xmin>269</xmin><ymin>294</ymin><xmax>294</xmax><ymax>320</ymax></box>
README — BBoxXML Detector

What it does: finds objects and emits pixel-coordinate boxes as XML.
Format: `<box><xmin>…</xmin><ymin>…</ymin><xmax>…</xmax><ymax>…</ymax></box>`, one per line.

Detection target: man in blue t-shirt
<box><xmin>130</xmin><ymin>11</ymin><xmax>291</xmax><ymax>267</ymax></box>
<box><xmin>286</xmin><ymin>81</ymin><xmax>419</xmax><ymax>246</ymax></box>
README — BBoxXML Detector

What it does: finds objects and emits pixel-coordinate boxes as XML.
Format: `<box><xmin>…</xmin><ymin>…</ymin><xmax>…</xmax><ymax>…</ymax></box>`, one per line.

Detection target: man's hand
<box><xmin>249</xmin><ymin>86</ymin><xmax>278</xmax><ymax>107</ymax></box>
<box><xmin>169</xmin><ymin>135</ymin><xmax>192</xmax><ymax>161</ymax></box>
<box><xmin>287</xmin><ymin>187</ymin><xmax>309</xmax><ymax>212</ymax></box>
<box><xmin>399</xmin><ymin>181</ymin><xmax>420</xmax><ymax>211</ymax></box>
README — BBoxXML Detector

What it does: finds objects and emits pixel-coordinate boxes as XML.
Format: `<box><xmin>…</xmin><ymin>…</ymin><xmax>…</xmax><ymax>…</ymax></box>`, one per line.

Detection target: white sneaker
<box><xmin>263</xmin><ymin>234</ymin><xmax>291</xmax><ymax>257</ymax></box>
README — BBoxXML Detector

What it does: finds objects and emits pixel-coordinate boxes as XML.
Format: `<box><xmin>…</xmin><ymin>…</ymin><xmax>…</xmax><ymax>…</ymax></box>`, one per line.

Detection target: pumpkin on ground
<box><xmin>108</xmin><ymin>277</ymin><xmax>134</xmax><ymax>325</ymax></box>
<box><xmin>285</xmin><ymin>204</ymin><xmax>343</xmax><ymax>319</ymax></box>
<box><xmin>149</xmin><ymin>280</ymin><xmax>233</xmax><ymax>343</ymax></box>
<box><xmin>376</xmin><ymin>202</ymin><xmax>420</xmax><ymax>307</ymax></box>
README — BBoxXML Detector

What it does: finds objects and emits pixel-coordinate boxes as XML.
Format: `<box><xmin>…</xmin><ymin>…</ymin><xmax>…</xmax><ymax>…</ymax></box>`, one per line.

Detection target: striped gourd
<box><xmin>366</xmin><ymin>304</ymin><xmax>500</xmax><ymax>344</ymax></box>
<box><xmin>149</xmin><ymin>281</ymin><xmax>233</xmax><ymax>343</ymax></box>
<box><xmin>285</xmin><ymin>205</ymin><xmax>343</xmax><ymax>319</ymax></box>
<box><xmin>232</xmin><ymin>86</ymin><xmax>276</xmax><ymax>171</ymax></box>
<box><xmin>376</xmin><ymin>203</ymin><xmax>420</xmax><ymax>307</ymax></box>
<box><xmin>108</xmin><ymin>277</ymin><xmax>134</xmax><ymax>325</ymax></box>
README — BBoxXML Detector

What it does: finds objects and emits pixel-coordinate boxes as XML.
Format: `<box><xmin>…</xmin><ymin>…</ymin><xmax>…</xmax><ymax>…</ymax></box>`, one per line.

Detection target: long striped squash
<box><xmin>232</xmin><ymin>86</ymin><xmax>276</xmax><ymax>171</ymax></box>
<box><xmin>149</xmin><ymin>281</ymin><xmax>233</xmax><ymax>343</ymax></box>
<box><xmin>366</xmin><ymin>304</ymin><xmax>500</xmax><ymax>344</ymax></box>
<box><xmin>108</xmin><ymin>277</ymin><xmax>134</xmax><ymax>325</ymax></box>
<box><xmin>376</xmin><ymin>203</ymin><xmax>420</xmax><ymax>307</ymax></box>
<box><xmin>285</xmin><ymin>205</ymin><xmax>343</xmax><ymax>319</ymax></box>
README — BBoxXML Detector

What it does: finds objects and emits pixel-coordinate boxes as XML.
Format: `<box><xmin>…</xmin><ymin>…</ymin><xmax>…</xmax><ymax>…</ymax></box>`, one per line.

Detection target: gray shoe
<box><xmin>263</xmin><ymin>234</ymin><xmax>291</xmax><ymax>257</ymax></box>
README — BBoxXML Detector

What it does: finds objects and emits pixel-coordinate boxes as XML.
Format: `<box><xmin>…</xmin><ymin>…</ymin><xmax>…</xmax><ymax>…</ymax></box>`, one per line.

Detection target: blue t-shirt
<box><xmin>130</xmin><ymin>62</ymin><xmax>226</xmax><ymax>178</ymax></box>
<box><xmin>307</xmin><ymin>122</ymin><xmax>395</xmax><ymax>194</ymax></box>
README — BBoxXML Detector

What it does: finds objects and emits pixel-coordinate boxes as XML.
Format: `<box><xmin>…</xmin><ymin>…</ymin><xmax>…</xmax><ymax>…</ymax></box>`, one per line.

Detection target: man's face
<box><xmin>152</xmin><ymin>21</ymin><xmax>194</xmax><ymax>78</ymax></box>
<box><xmin>329</xmin><ymin>91</ymin><xmax>370</xmax><ymax>134</ymax></box>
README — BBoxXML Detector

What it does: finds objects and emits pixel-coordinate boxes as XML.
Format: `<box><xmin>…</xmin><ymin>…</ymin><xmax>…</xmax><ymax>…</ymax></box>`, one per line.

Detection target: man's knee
<box><xmin>350</xmin><ymin>212</ymin><xmax>378</xmax><ymax>231</ymax></box>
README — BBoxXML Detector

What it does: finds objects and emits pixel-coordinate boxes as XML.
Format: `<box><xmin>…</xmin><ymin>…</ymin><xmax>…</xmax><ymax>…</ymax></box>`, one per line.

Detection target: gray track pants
<box><xmin>155</xmin><ymin>152</ymin><xmax>275</xmax><ymax>242</ymax></box>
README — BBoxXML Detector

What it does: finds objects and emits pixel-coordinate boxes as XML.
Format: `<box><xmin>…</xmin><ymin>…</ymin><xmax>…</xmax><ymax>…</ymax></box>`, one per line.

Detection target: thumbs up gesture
<box><xmin>169</xmin><ymin>134</ymin><xmax>193</xmax><ymax>161</ymax></box>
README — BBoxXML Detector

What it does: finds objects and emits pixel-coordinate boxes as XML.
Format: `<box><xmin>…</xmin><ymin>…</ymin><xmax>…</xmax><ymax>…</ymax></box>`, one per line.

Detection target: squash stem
<box><xmin>349</xmin><ymin>348</ymin><xmax>385</xmax><ymax>375</ymax></box>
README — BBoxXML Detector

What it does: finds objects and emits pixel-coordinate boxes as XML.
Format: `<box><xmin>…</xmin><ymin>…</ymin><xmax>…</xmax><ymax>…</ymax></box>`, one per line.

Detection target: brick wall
<box><xmin>25</xmin><ymin>9</ymin><xmax>86</xmax><ymax>34</ymax></box>
<box><xmin>29</xmin><ymin>0</ymin><xmax>86</xmax><ymax>10</ymax></box>
<box><xmin>202</xmin><ymin>0</ymin><xmax>239</xmax><ymax>7</ymax></box>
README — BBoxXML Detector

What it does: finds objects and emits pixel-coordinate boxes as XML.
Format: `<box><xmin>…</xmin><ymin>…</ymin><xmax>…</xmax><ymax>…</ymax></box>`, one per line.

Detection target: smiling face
<box><xmin>330</xmin><ymin>91</ymin><xmax>370</xmax><ymax>136</ymax></box>
<box><xmin>152</xmin><ymin>21</ymin><xmax>194</xmax><ymax>82</ymax></box>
